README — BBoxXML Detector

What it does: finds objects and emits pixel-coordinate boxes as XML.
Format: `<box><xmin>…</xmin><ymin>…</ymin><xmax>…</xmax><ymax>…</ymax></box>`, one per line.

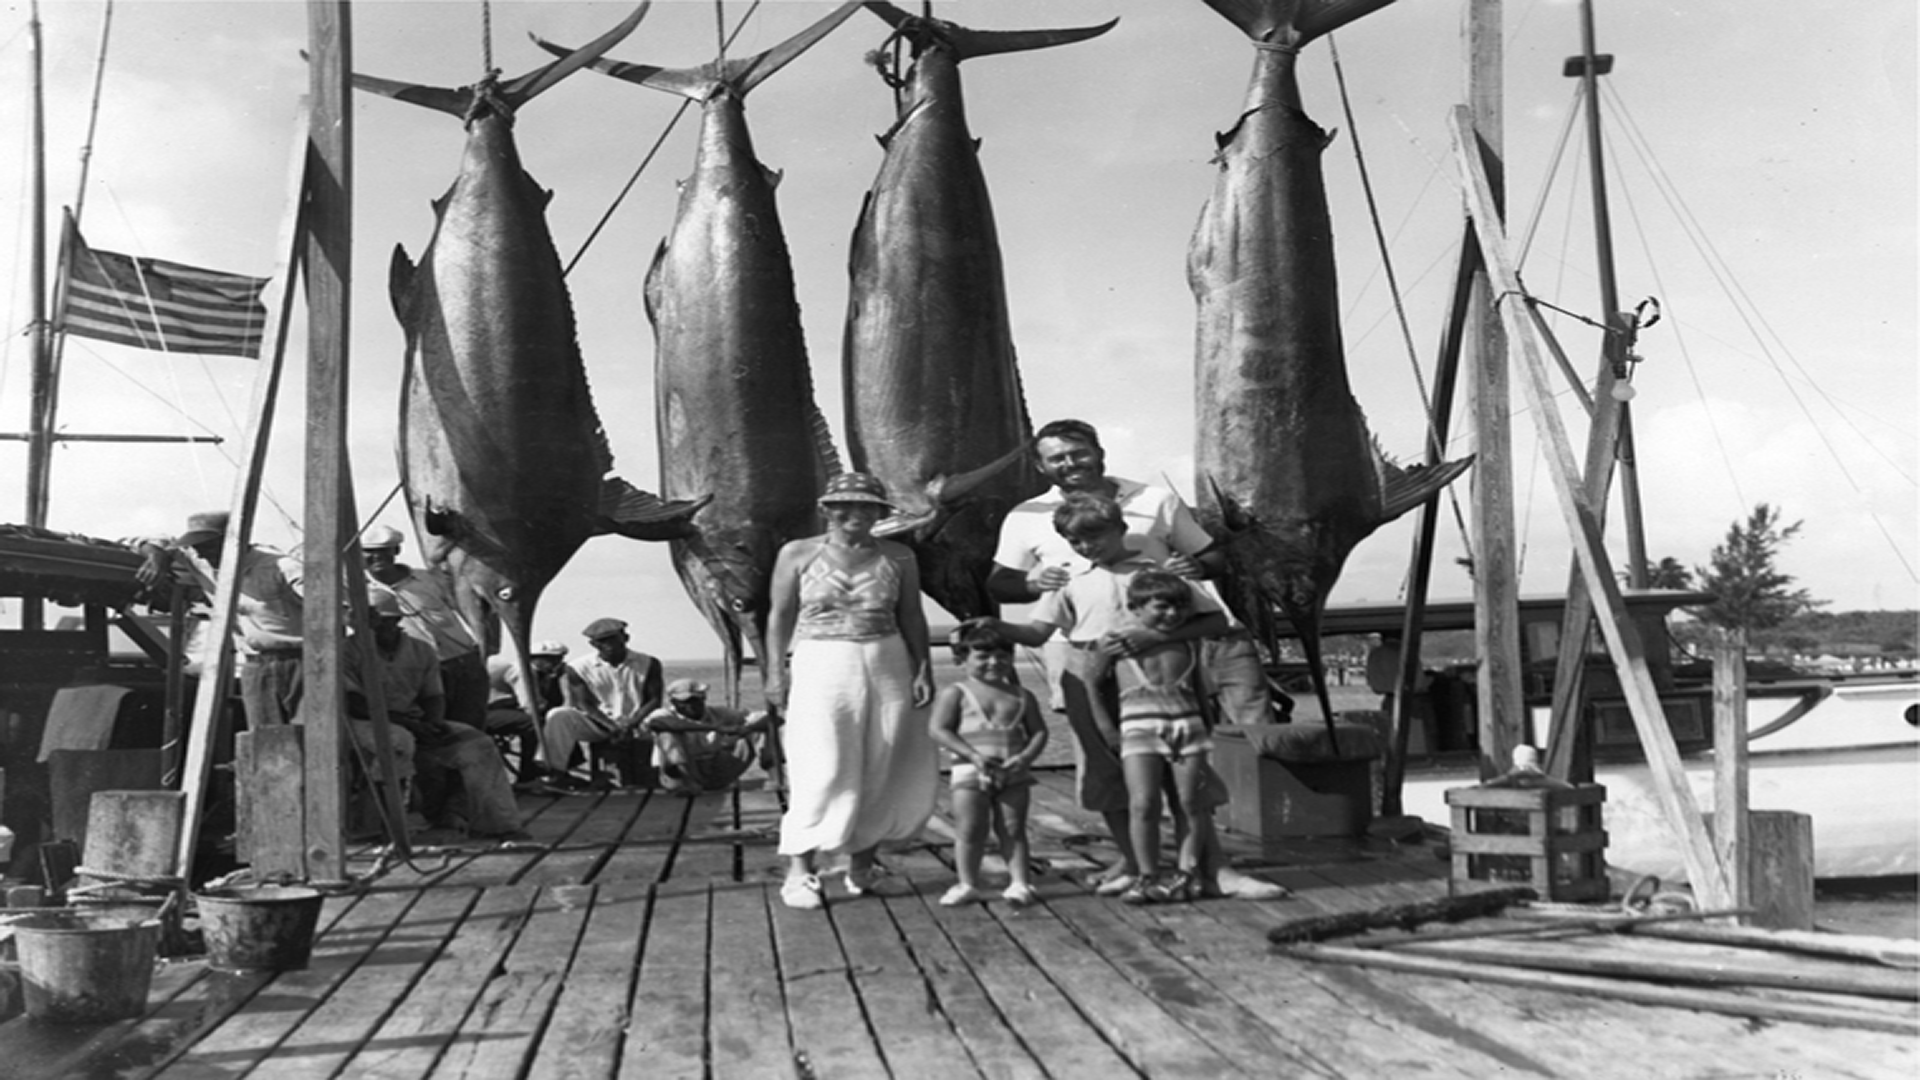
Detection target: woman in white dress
<box><xmin>764</xmin><ymin>472</ymin><xmax>937</xmax><ymax>910</ymax></box>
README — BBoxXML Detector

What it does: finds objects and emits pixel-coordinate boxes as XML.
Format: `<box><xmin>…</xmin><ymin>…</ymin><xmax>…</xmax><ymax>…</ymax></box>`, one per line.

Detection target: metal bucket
<box><xmin>12</xmin><ymin>906</ymin><xmax>162</xmax><ymax>1024</ymax></box>
<box><xmin>193</xmin><ymin>885</ymin><xmax>324</xmax><ymax>972</ymax></box>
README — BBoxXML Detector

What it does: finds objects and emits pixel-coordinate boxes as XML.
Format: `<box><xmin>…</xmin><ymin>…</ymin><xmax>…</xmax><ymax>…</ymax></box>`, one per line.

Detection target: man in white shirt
<box><xmin>540</xmin><ymin>617</ymin><xmax>662</xmax><ymax>787</ymax></box>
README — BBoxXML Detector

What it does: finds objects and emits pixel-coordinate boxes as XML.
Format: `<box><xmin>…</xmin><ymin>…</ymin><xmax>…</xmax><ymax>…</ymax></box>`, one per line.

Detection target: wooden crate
<box><xmin>1445</xmin><ymin>782</ymin><xmax>1609</xmax><ymax>902</ymax></box>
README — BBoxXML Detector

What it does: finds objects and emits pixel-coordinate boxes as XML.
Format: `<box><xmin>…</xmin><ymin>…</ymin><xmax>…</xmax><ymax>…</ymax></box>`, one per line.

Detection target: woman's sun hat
<box><xmin>817</xmin><ymin>471</ymin><xmax>894</xmax><ymax>509</ymax></box>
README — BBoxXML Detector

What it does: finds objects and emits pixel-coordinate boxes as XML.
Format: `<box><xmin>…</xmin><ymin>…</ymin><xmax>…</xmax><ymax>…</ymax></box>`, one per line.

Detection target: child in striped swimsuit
<box><xmin>1087</xmin><ymin>570</ymin><xmax>1216</xmax><ymax>904</ymax></box>
<box><xmin>928</xmin><ymin>623</ymin><xmax>1050</xmax><ymax>907</ymax></box>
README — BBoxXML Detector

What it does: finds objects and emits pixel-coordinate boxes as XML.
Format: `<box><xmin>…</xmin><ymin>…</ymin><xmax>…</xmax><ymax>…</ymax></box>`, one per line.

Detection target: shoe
<box><xmin>780</xmin><ymin>875</ymin><xmax>824</xmax><ymax>911</ymax></box>
<box><xmin>1002</xmin><ymin>883</ymin><xmax>1037</xmax><ymax>907</ymax></box>
<box><xmin>1093</xmin><ymin>873</ymin><xmax>1138</xmax><ymax>897</ymax></box>
<box><xmin>1144</xmin><ymin>870</ymin><xmax>1195</xmax><ymax>904</ymax></box>
<box><xmin>844</xmin><ymin>861</ymin><xmax>886</xmax><ymax>897</ymax></box>
<box><xmin>1215</xmin><ymin>868</ymin><xmax>1292</xmax><ymax>901</ymax></box>
<box><xmin>1118</xmin><ymin>878</ymin><xmax>1153</xmax><ymax>906</ymax></box>
<box><xmin>940</xmin><ymin>884</ymin><xmax>983</xmax><ymax>907</ymax></box>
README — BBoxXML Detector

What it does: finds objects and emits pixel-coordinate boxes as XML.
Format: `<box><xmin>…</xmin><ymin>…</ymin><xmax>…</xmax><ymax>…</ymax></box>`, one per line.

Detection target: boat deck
<box><xmin>3</xmin><ymin>769</ymin><xmax>1913</xmax><ymax>1079</ymax></box>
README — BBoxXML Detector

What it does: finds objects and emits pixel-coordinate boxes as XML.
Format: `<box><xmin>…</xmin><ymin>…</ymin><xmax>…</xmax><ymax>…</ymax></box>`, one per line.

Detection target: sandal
<box><xmin>780</xmin><ymin>874</ymin><xmax>824</xmax><ymax>911</ymax></box>
<box><xmin>939</xmin><ymin>884</ymin><xmax>983</xmax><ymax>907</ymax></box>
<box><xmin>1118</xmin><ymin>878</ymin><xmax>1153</xmax><ymax>906</ymax></box>
<box><xmin>1002</xmin><ymin>883</ymin><xmax>1038</xmax><ymax>907</ymax></box>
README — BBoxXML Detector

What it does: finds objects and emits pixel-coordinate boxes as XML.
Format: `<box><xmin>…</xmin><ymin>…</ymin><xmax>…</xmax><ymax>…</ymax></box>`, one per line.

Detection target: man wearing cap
<box><xmin>360</xmin><ymin>524</ymin><xmax>492</xmax><ymax>739</ymax></box>
<box><xmin>643</xmin><ymin>679</ymin><xmax>773</xmax><ymax>793</ymax></box>
<box><xmin>541</xmin><ymin>618</ymin><xmax>662</xmax><ymax>785</ymax></box>
<box><xmin>484</xmin><ymin>641</ymin><xmax>568</xmax><ymax>783</ymax></box>
<box><xmin>349</xmin><ymin>589</ymin><xmax>526</xmax><ymax>840</ymax></box>
<box><xmin>138</xmin><ymin>510</ymin><xmax>307</xmax><ymax>726</ymax></box>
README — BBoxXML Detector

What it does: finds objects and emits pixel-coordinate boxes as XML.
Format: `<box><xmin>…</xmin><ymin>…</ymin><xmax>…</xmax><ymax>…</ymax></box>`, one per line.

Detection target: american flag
<box><xmin>59</xmin><ymin>216</ymin><xmax>269</xmax><ymax>359</ymax></box>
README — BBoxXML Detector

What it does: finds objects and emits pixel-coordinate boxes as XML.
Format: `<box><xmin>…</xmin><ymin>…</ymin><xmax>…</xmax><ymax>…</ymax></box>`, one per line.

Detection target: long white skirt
<box><xmin>777</xmin><ymin>634</ymin><xmax>937</xmax><ymax>857</ymax></box>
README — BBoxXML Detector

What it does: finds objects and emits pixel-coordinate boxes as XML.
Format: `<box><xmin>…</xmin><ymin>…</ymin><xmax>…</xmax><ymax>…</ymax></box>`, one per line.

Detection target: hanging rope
<box><xmin>567</xmin><ymin>0</ymin><xmax>764</xmax><ymax>273</ymax></box>
<box><xmin>480</xmin><ymin>0</ymin><xmax>494</xmax><ymax>77</ymax></box>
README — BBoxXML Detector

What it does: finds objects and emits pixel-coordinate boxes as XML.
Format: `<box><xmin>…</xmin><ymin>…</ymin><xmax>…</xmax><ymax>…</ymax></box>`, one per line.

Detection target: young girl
<box><xmin>928</xmin><ymin>623</ymin><xmax>1050</xmax><ymax>906</ymax></box>
<box><xmin>1087</xmin><ymin>570</ymin><xmax>1216</xmax><ymax>904</ymax></box>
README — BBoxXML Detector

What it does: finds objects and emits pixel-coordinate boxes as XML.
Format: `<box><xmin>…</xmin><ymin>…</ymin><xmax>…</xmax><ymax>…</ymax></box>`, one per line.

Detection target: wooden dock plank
<box><xmin>878</xmin><ymin>879</ymin><xmax>1049</xmax><ymax>1080</ymax></box>
<box><xmin>425</xmin><ymin>886</ymin><xmax>591</xmax><ymax>1079</ymax></box>
<box><xmin>1163</xmin><ymin>897</ymin><xmax>1560</xmax><ymax>1078</ymax></box>
<box><xmin>706</xmin><ymin>882</ymin><xmax>798</xmax><ymax>1080</ymax></box>
<box><xmin>591</xmin><ymin>791</ymin><xmax>703</xmax><ymax>885</ymax></box>
<box><xmin>151</xmin><ymin>887</ymin><xmax>424</xmax><ymax>1078</ymax></box>
<box><xmin>660</xmin><ymin>791</ymin><xmax>739</xmax><ymax>886</ymax></box>
<box><xmin>619</xmin><ymin>883</ymin><xmax>711</xmax><ymax>1080</ymax></box>
<box><xmin>831</xmin><ymin>876</ymin><xmax>981</xmax><ymax>1080</ymax></box>
<box><xmin>246</xmin><ymin>885</ymin><xmax>478</xmax><ymax>1079</ymax></box>
<box><xmin>770</xmin><ymin>884</ymin><xmax>890</xmax><ymax>1077</ymax></box>
<box><xmin>527</xmin><ymin>880</ymin><xmax>651</xmax><ymax>1080</ymax></box>
<box><xmin>515</xmin><ymin>795</ymin><xmax>647</xmax><ymax>888</ymax></box>
<box><xmin>897</xmin><ymin>868</ymin><xmax>1137</xmax><ymax>1080</ymax></box>
<box><xmin>1039</xmin><ymin>890</ymin><xmax>1335</xmax><ymax>1078</ymax></box>
<box><xmin>349</xmin><ymin>884</ymin><xmax>540</xmax><ymax>1080</ymax></box>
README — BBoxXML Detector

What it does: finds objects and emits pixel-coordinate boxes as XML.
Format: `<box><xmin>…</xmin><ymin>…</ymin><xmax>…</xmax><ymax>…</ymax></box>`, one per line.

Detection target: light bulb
<box><xmin>1610</xmin><ymin>381</ymin><xmax>1637</xmax><ymax>403</ymax></box>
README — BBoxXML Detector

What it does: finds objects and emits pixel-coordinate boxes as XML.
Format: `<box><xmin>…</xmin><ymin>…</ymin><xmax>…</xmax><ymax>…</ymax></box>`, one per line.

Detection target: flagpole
<box><xmin>25</xmin><ymin>0</ymin><xmax>51</xmax><ymax>532</ymax></box>
<box><xmin>37</xmin><ymin>1</ymin><xmax>116</xmax><ymax>510</ymax></box>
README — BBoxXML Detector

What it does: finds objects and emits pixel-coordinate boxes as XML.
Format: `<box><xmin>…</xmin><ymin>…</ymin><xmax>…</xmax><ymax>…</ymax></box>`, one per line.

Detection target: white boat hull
<box><xmin>1400</xmin><ymin>678</ymin><xmax>1920</xmax><ymax>882</ymax></box>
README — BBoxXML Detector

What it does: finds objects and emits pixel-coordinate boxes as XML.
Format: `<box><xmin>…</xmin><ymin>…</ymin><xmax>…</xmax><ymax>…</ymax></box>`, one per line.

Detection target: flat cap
<box><xmin>666</xmin><ymin>678</ymin><xmax>708</xmax><ymax>700</ymax></box>
<box><xmin>582</xmin><ymin>617</ymin><xmax>628</xmax><ymax>640</ymax></box>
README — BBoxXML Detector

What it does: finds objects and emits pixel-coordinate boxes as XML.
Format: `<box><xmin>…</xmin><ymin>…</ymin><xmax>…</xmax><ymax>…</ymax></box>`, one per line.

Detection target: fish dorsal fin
<box><xmin>595</xmin><ymin>478</ymin><xmax>711</xmax><ymax>541</ymax></box>
<box><xmin>1200</xmin><ymin>0</ymin><xmax>1393</xmax><ymax>48</ymax></box>
<box><xmin>351</xmin><ymin>3</ymin><xmax>649</xmax><ymax>117</ymax></box>
<box><xmin>864</xmin><ymin>2</ymin><xmax>1117</xmax><ymax>62</ymax></box>
<box><xmin>534</xmin><ymin>0</ymin><xmax>858</xmax><ymax>103</ymax></box>
<box><xmin>807</xmin><ymin>398</ymin><xmax>843</xmax><ymax>478</ymax></box>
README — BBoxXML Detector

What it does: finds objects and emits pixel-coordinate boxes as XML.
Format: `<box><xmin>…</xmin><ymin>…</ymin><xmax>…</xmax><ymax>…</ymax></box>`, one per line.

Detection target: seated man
<box><xmin>349</xmin><ymin>589</ymin><xmax>527</xmax><ymax>841</ymax></box>
<box><xmin>643</xmin><ymin>679</ymin><xmax>772</xmax><ymax>793</ymax></box>
<box><xmin>484</xmin><ymin>640</ymin><xmax>568</xmax><ymax>783</ymax></box>
<box><xmin>541</xmin><ymin>617</ymin><xmax>662</xmax><ymax>788</ymax></box>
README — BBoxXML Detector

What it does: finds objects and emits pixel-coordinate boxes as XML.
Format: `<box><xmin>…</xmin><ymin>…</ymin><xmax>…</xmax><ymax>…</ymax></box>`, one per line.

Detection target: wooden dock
<box><xmin>3</xmin><ymin>769</ymin><xmax>1913</xmax><ymax>1079</ymax></box>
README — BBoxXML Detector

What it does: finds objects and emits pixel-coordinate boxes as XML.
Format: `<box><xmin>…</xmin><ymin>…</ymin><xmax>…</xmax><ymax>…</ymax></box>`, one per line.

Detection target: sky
<box><xmin>1</xmin><ymin>0</ymin><xmax>1914</xmax><ymax>664</ymax></box>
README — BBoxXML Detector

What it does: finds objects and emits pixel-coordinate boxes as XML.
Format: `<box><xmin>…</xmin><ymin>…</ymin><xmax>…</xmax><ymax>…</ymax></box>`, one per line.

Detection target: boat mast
<box><xmin>24</xmin><ymin>0</ymin><xmax>50</xmax><ymax>533</ymax></box>
<box><xmin>1572</xmin><ymin>0</ymin><xmax>1651</xmax><ymax>587</ymax></box>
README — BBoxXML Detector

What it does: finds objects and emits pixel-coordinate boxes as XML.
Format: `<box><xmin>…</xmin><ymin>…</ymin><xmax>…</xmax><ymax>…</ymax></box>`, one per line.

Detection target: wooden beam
<box><xmin>1448</xmin><ymin>105</ymin><xmax>1733</xmax><ymax>909</ymax></box>
<box><xmin>174</xmin><ymin>109</ymin><xmax>311</xmax><ymax>884</ymax></box>
<box><xmin>1463</xmin><ymin>0</ymin><xmax>1525</xmax><ymax>781</ymax></box>
<box><xmin>299</xmin><ymin>0</ymin><xmax>353</xmax><ymax>883</ymax></box>
<box><xmin>1712</xmin><ymin>625</ymin><xmax>1751</xmax><ymax>915</ymax></box>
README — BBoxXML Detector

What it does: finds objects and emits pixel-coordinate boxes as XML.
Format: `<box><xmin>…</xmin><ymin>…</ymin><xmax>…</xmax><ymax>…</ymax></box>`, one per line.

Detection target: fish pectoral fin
<box><xmin>927</xmin><ymin>443</ymin><xmax>1030</xmax><ymax>507</ymax></box>
<box><xmin>873</xmin><ymin>508</ymin><xmax>939</xmax><ymax>540</ymax></box>
<box><xmin>596</xmin><ymin>478</ymin><xmax>710</xmax><ymax>540</ymax></box>
<box><xmin>1378</xmin><ymin>453</ymin><xmax>1476</xmax><ymax>522</ymax></box>
<box><xmin>422</xmin><ymin>504</ymin><xmax>463</xmax><ymax>539</ymax></box>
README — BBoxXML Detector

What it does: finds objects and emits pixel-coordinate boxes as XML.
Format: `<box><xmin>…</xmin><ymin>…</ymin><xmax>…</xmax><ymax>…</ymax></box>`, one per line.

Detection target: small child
<box><xmin>928</xmin><ymin>623</ymin><xmax>1050</xmax><ymax>907</ymax></box>
<box><xmin>1085</xmin><ymin>570</ymin><xmax>1216</xmax><ymax>904</ymax></box>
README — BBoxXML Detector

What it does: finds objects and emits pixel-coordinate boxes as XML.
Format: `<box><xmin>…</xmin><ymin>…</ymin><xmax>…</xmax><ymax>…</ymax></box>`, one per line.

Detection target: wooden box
<box><xmin>1213</xmin><ymin>723</ymin><xmax>1381</xmax><ymax>850</ymax></box>
<box><xmin>1446</xmin><ymin>782</ymin><xmax>1609</xmax><ymax>902</ymax></box>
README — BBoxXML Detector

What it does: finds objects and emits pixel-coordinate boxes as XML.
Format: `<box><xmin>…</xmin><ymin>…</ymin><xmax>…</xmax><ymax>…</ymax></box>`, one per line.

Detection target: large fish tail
<box><xmin>1200</xmin><ymin>0</ymin><xmax>1396</xmax><ymax>47</ymax></box>
<box><xmin>535</xmin><ymin>0</ymin><xmax>860</xmax><ymax>102</ymax></box>
<box><xmin>352</xmin><ymin>2</ymin><xmax>651</xmax><ymax>116</ymax></box>
<box><xmin>863</xmin><ymin>2</ymin><xmax>1117</xmax><ymax>61</ymax></box>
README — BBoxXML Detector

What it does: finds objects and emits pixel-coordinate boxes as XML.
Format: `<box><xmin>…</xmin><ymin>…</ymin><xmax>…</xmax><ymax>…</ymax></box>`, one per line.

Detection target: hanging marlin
<box><xmin>537</xmin><ymin>2</ymin><xmax>858</xmax><ymax>702</ymax></box>
<box><xmin>1189</xmin><ymin>0</ymin><xmax>1473</xmax><ymax>729</ymax></box>
<box><xmin>847</xmin><ymin>3</ymin><xmax>1115</xmax><ymax>621</ymax></box>
<box><xmin>356</xmin><ymin>3</ymin><xmax>706</xmax><ymax>711</ymax></box>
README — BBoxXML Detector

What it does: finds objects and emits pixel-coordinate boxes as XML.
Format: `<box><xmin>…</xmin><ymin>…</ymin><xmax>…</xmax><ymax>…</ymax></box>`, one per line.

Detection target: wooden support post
<box><xmin>299</xmin><ymin>0</ymin><xmax>353</xmax><ymax>883</ymax></box>
<box><xmin>1712</xmin><ymin>625</ymin><xmax>1751</xmax><ymax>913</ymax></box>
<box><xmin>1449</xmin><ymin>105</ymin><xmax>1732</xmax><ymax>909</ymax></box>
<box><xmin>1464</xmin><ymin>0</ymin><xmax>1525</xmax><ymax>781</ymax></box>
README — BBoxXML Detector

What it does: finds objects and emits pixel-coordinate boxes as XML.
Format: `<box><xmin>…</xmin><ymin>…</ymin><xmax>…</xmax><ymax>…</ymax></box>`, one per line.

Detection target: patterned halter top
<box><xmin>795</xmin><ymin>544</ymin><xmax>902</xmax><ymax>642</ymax></box>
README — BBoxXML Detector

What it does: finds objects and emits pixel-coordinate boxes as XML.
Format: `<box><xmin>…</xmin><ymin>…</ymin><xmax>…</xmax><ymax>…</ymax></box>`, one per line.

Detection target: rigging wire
<box><xmin>566</xmin><ymin>0</ymin><xmax>765</xmax><ymax>275</ymax></box>
<box><xmin>1600</xmin><ymin>82</ymin><xmax>1917</xmax><ymax>581</ymax></box>
<box><xmin>1515</xmin><ymin>79</ymin><xmax>1583</xmax><ymax>267</ymax></box>
<box><xmin>480</xmin><ymin>0</ymin><xmax>494</xmax><ymax>77</ymax></box>
<box><xmin>1326</xmin><ymin>35</ymin><xmax>1476</xmax><ymax>575</ymax></box>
